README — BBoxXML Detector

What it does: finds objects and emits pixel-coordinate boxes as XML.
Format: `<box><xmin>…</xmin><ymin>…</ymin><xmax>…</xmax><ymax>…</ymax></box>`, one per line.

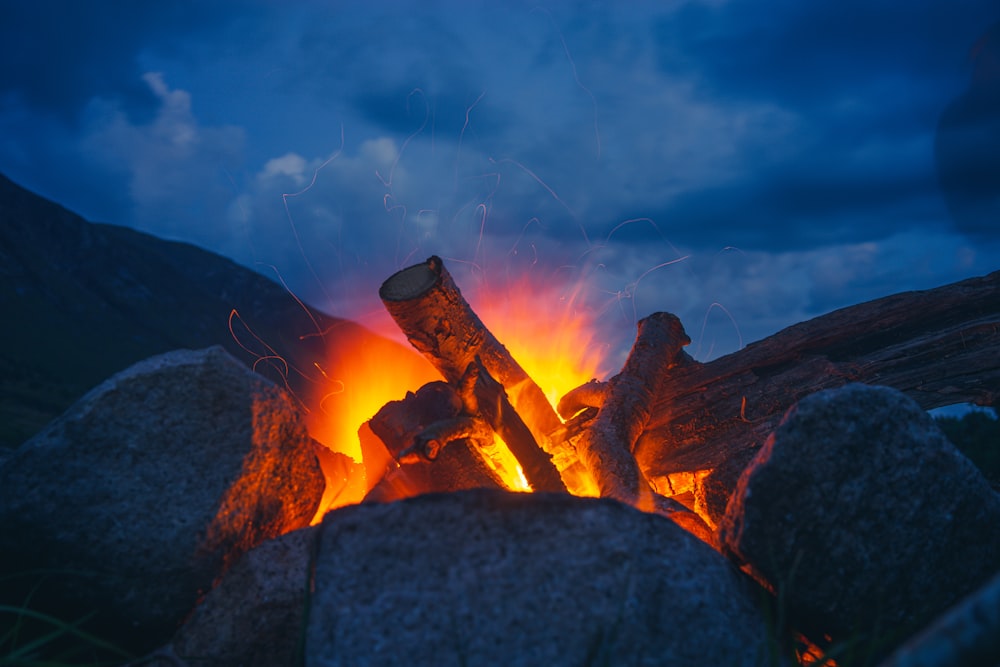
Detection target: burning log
<box><xmin>457</xmin><ymin>359</ymin><xmax>567</xmax><ymax>493</ymax></box>
<box><xmin>364</xmin><ymin>382</ymin><xmax>509</xmax><ymax>502</ymax></box>
<box><xmin>379</xmin><ymin>256</ymin><xmax>563</xmax><ymax>446</ymax></box>
<box><xmin>631</xmin><ymin>269</ymin><xmax>1000</xmax><ymax>523</ymax></box>
<box><xmin>570</xmin><ymin>312</ymin><xmax>714</xmax><ymax>543</ymax></box>
<box><xmin>575</xmin><ymin>313</ymin><xmax>688</xmax><ymax>504</ymax></box>
<box><xmin>397</xmin><ymin>361</ymin><xmax>566</xmax><ymax>493</ymax></box>
<box><xmin>556</xmin><ymin>379</ymin><xmax>608</xmax><ymax>419</ymax></box>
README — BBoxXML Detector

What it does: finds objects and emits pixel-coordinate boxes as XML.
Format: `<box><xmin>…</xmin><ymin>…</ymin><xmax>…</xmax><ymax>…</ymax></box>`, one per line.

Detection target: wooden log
<box><xmin>556</xmin><ymin>379</ymin><xmax>608</xmax><ymax>420</ymax></box>
<box><xmin>379</xmin><ymin>256</ymin><xmax>563</xmax><ymax>445</ymax></box>
<box><xmin>459</xmin><ymin>359</ymin><xmax>567</xmax><ymax>493</ymax></box>
<box><xmin>399</xmin><ymin>415</ymin><xmax>494</xmax><ymax>464</ymax></box>
<box><xmin>365</xmin><ymin>382</ymin><xmax>506</xmax><ymax>502</ymax></box>
<box><xmin>632</xmin><ymin>270</ymin><xmax>1000</xmax><ymax>520</ymax></box>
<box><xmin>574</xmin><ymin>312</ymin><xmax>714</xmax><ymax>543</ymax></box>
<box><xmin>364</xmin><ymin>359</ymin><xmax>565</xmax><ymax>494</ymax></box>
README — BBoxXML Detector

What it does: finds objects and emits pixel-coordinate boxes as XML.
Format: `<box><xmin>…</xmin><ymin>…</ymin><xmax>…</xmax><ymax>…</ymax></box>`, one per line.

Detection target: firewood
<box><xmin>458</xmin><ymin>359</ymin><xmax>567</xmax><ymax>493</ymax></box>
<box><xmin>394</xmin><ymin>359</ymin><xmax>566</xmax><ymax>492</ymax></box>
<box><xmin>365</xmin><ymin>382</ymin><xmax>507</xmax><ymax>501</ymax></box>
<box><xmin>379</xmin><ymin>256</ymin><xmax>563</xmax><ymax>447</ymax></box>
<box><xmin>365</xmin><ymin>361</ymin><xmax>565</xmax><ymax>494</ymax></box>
<box><xmin>573</xmin><ymin>312</ymin><xmax>714</xmax><ymax>543</ymax></box>
<box><xmin>556</xmin><ymin>379</ymin><xmax>608</xmax><ymax>419</ymax></box>
<box><xmin>632</xmin><ymin>270</ymin><xmax>1000</xmax><ymax>520</ymax></box>
<box><xmin>398</xmin><ymin>415</ymin><xmax>494</xmax><ymax>464</ymax></box>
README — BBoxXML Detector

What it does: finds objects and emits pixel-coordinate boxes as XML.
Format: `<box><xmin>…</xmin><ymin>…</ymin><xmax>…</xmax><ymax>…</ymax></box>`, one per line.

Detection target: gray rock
<box><xmin>718</xmin><ymin>383</ymin><xmax>1000</xmax><ymax>650</ymax></box>
<box><xmin>877</xmin><ymin>568</ymin><xmax>1000</xmax><ymax>667</ymax></box>
<box><xmin>0</xmin><ymin>346</ymin><xmax>325</xmax><ymax>651</ymax></box>
<box><xmin>308</xmin><ymin>489</ymin><xmax>777</xmax><ymax>667</ymax></box>
<box><xmin>166</xmin><ymin>526</ymin><xmax>320</xmax><ymax>667</ymax></box>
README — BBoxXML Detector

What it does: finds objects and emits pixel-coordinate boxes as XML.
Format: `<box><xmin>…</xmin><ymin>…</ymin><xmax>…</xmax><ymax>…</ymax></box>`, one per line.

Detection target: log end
<box><xmin>379</xmin><ymin>256</ymin><xmax>442</xmax><ymax>301</ymax></box>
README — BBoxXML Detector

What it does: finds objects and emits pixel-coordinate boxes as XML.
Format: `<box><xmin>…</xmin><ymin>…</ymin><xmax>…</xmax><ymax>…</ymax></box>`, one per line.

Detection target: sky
<box><xmin>2</xmin><ymin>0</ymin><xmax>999</xmax><ymax>368</ymax></box>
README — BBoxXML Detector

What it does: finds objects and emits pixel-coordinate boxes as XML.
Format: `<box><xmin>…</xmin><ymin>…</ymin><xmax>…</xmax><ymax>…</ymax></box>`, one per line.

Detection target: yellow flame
<box><xmin>308</xmin><ymin>325</ymin><xmax>439</xmax><ymax>514</ymax></box>
<box><xmin>309</xmin><ymin>274</ymin><xmax>609</xmax><ymax>511</ymax></box>
<box><xmin>472</xmin><ymin>275</ymin><xmax>607</xmax><ymax>409</ymax></box>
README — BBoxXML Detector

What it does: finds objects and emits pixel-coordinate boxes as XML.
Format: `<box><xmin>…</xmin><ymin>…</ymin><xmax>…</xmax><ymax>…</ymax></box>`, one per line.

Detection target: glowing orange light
<box><xmin>307</xmin><ymin>324</ymin><xmax>439</xmax><ymax>516</ymax></box>
<box><xmin>308</xmin><ymin>272</ymin><xmax>610</xmax><ymax>515</ymax></box>
<box><xmin>471</xmin><ymin>274</ymin><xmax>609</xmax><ymax>410</ymax></box>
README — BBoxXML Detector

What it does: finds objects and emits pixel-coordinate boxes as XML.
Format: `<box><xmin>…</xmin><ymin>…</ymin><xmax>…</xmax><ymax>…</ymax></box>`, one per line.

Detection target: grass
<box><xmin>0</xmin><ymin>604</ymin><xmax>133</xmax><ymax>666</ymax></box>
<box><xmin>0</xmin><ymin>571</ymin><xmax>134</xmax><ymax>667</ymax></box>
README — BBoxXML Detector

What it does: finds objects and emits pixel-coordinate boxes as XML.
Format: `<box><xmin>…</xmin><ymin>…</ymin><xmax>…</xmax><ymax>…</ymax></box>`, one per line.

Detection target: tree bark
<box><xmin>632</xmin><ymin>270</ymin><xmax>1000</xmax><ymax>517</ymax></box>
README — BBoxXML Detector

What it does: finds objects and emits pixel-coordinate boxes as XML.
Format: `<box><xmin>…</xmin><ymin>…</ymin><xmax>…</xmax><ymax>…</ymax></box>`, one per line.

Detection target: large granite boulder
<box><xmin>0</xmin><ymin>346</ymin><xmax>325</xmax><ymax>652</ymax></box>
<box><xmin>307</xmin><ymin>489</ymin><xmax>777</xmax><ymax>667</ymax></box>
<box><xmin>160</xmin><ymin>526</ymin><xmax>320</xmax><ymax>667</ymax></box>
<box><xmin>719</xmin><ymin>383</ymin><xmax>1000</xmax><ymax>652</ymax></box>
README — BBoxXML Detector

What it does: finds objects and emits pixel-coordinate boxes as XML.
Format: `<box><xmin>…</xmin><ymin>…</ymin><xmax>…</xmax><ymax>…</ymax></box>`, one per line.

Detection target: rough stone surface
<box><xmin>719</xmin><ymin>383</ymin><xmax>1000</xmax><ymax>649</ymax></box>
<box><xmin>0</xmin><ymin>346</ymin><xmax>325</xmax><ymax>651</ymax></box>
<box><xmin>163</xmin><ymin>526</ymin><xmax>319</xmax><ymax>667</ymax></box>
<box><xmin>308</xmin><ymin>489</ymin><xmax>776</xmax><ymax>667</ymax></box>
<box><xmin>877</xmin><ymin>568</ymin><xmax>1000</xmax><ymax>667</ymax></box>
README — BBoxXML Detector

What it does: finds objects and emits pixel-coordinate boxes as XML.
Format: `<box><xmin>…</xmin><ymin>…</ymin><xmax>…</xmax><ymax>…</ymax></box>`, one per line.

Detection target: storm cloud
<box><xmin>1</xmin><ymin>0</ymin><xmax>997</xmax><ymax>360</ymax></box>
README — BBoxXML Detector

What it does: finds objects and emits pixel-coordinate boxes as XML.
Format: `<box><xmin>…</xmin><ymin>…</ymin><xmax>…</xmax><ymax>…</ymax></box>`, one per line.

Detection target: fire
<box><xmin>309</xmin><ymin>272</ymin><xmax>608</xmax><ymax>515</ymax></box>
<box><xmin>472</xmin><ymin>275</ymin><xmax>608</xmax><ymax>409</ymax></box>
<box><xmin>307</xmin><ymin>324</ymin><xmax>439</xmax><ymax>514</ymax></box>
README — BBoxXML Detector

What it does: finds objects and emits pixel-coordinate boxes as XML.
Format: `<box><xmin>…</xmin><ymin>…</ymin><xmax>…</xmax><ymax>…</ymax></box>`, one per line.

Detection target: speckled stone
<box><xmin>307</xmin><ymin>489</ymin><xmax>775</xmax><ymax>667</ymax></box>
<box><xmin>0</xmin><ymin>346</ymin><xmax>324</xmax><ymax>651</ymax></box>
<box><xmin>719</xmin><ymin>383</ymin><xmax>1000</xmax><ymax>649</ymax></box>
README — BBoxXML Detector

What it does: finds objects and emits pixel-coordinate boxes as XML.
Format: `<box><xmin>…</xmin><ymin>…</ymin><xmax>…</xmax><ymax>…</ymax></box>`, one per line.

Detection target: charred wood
<box><xmin>459</xmin><ymin>359</ymin><xmax>566</xmax><ymax>493</ymax></box>
<box><xmin>632</xmin><ymin>270</ymin><xmax>1000</xmax><ymax>522</ymax></box>
<box><xmin>364</xmin><ymin>382</ymin><xmax>506</xmax><ymax>502</ymax></box>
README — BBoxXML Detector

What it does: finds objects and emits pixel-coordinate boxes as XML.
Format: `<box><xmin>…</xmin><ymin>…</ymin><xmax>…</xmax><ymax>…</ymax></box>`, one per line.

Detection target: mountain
<box><xmin>0</xmin><ymin>173</ymin><xmax>432</xmax><ymax>449</ymax></box>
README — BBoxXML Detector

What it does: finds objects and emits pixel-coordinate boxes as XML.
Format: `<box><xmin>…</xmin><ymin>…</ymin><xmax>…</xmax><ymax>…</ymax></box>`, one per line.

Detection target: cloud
<box><xmin>565</xmin><ymin>226</ymin><xmax>995</xmax><ymax>364</ymax></box>
<box><xmin>0</xmin><ymin>1</ymin><xmax>255</xmax><ymax>125</ymax></box>
<box><xmin>81</xmin><ymin>73</ymin><xmax>245</xmax><ymax>248</ymax></box>
<box><xmin>935</xmin><ymin>20</ymin><xmax>1000</xmax><ymax>239</ymax></box>
<box><xmin>1</xmin><ymin>0</ymin><xmax>995</xmax><ymax>357</ymax></box>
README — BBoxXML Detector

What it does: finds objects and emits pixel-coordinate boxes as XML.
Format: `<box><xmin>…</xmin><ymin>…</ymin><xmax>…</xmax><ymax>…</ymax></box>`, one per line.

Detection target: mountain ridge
<box><xmin>0</xmin><ymin>172</ymin><xmax>428</xmax><ymax>448</ymax></box>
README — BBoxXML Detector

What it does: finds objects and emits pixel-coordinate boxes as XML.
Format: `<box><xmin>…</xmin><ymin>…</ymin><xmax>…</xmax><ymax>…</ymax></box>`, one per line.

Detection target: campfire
<box><xmin>2</xmin><ymin>250</ymin><xmax>997</xmax><ymax>665</ymax></box>
<box><xmin>308</xmin><ymin>255</ymin><xmax>715</xmax><ymax>541</ymax></box>
<box><xmin>308</xmin><ymin>257</ymin><xmax>1000</xmax><ymax>538</ymax></box>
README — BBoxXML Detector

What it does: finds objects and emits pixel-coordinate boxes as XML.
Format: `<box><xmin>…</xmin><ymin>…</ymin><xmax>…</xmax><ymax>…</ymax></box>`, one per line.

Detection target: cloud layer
<box><xmin>2</xmin><ymin>1</ymin><xmax>997</xmax><ymax>361</ymax></box>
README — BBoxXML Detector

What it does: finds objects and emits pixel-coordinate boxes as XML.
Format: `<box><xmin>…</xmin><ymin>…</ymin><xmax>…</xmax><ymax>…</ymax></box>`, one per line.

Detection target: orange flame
<box><xmin>309</xmin><ymin>273</ymin><xmax>609</xmax><ymax>517</ymax></box>
<box><xmin>471</xmin><ymin>275</ymin><xmax>609</xmax><ymax>408</ymax></box>
<box><xmin>307</xmin><ymin>325</ymin><xmax>439</xmax><ymax>516</ymax></box>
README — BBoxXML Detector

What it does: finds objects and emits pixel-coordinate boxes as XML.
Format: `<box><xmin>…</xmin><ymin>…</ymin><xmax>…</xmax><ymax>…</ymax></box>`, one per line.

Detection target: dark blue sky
<box><xmin>2</xmin><ymin>0</ymin><xmax>998</xmax><ymax>361</ymax></box>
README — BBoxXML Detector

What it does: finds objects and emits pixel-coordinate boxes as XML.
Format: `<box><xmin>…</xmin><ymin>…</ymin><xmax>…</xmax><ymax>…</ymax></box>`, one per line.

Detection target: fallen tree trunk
<box><xmin>633</xmin><ymin>270</ymin><xmax>1000</xmax><ymax>521</ymax></box>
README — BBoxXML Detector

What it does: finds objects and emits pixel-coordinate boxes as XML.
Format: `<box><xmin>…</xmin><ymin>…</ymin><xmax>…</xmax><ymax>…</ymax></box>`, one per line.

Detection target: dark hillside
<box><xmin>0</xmin><ymin>173</ymin><xmax>424</xmax><ymax>448</ymax></box>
